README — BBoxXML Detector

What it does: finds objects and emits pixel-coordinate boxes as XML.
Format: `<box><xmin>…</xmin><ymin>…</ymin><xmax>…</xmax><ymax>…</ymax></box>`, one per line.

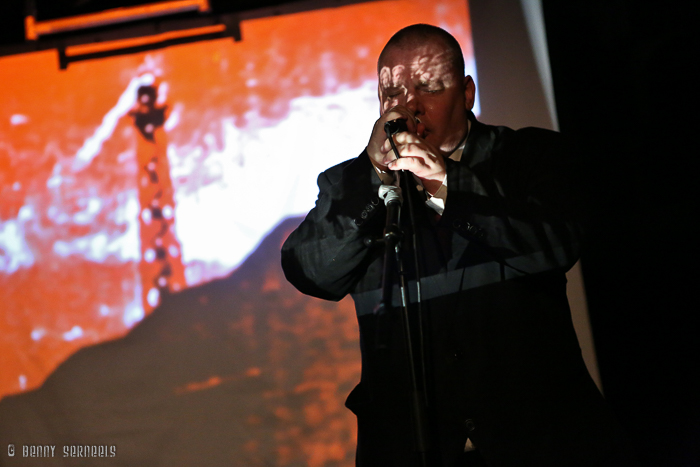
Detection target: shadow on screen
<box><xmin>0</xmin><ymin>216</ymin><xmax>360</xmax><ymax>467</ymax></box>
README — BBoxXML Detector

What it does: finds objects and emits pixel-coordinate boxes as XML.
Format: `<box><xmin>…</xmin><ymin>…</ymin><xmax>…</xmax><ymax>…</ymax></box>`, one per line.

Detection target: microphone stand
<box><xmin>372</xmin><ymin>120</ymin><xmax>432</xmax><ymax>466</ymax></box>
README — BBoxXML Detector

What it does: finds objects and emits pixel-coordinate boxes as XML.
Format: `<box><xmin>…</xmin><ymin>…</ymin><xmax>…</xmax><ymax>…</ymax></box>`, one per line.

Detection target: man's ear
<box><xmin>463</xmin><ymin>75</ymin><xmax>476</xmax><ymax>110</ymax></box>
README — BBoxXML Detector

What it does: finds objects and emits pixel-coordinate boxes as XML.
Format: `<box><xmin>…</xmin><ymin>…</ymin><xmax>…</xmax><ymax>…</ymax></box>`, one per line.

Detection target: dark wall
<box><xmin>542</xmin><ymin>2</ymin><xmax>698</xmax><ymax>465</ymax></box>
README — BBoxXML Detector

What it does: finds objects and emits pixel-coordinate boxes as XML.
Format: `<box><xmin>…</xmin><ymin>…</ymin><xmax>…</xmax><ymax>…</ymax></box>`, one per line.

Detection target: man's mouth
<box><xmin>415</xmin><ymin>117</ymin><xmax>427</xmax><ymax>139</ymax></box>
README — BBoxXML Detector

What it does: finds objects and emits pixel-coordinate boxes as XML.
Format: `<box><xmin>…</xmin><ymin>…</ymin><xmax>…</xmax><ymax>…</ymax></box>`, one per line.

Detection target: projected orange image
<box><xmin>0</xmin><ymin>0</ymin><xmax>475</xmax><ymax>464</ymax></box>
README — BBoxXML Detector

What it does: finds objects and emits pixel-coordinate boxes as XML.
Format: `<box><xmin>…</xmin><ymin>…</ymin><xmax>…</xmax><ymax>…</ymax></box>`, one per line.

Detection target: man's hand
<box><xmin>383</xmin><ymin>132</ymin><xmax>446</xmax><ymax>196</ymax></box>
<box><xmin>366</xmin><ymin>105</ymin><xmax>445</xmax><ymax>194</ymax></box>
<box><xmin>367</xmin><ymin>105</ymin><xmax>418</xmax><ymax>171</ymax></box>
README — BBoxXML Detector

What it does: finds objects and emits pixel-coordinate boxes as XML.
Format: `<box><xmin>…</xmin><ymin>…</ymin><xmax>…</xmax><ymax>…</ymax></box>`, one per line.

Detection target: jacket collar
<box><xmin>460</xmin><ymin>111</ymin><xmax>494</xmax><ymax>168</ymax></box>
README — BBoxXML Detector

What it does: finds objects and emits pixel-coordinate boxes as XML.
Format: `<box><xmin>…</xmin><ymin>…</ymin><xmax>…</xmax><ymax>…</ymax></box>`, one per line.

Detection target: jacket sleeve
<box><xmin>440</xmin><ymin>126</ymin><xmax>586</xmax><ymax>275</ymax></box>
<box><xmin>281</xmin><ymin>151</ymin><xmax>386</xmax><ymax>301</ymax></box>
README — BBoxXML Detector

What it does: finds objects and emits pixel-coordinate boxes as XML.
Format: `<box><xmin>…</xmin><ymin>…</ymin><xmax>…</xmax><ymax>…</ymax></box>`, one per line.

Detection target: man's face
<box><xmin>378</xmin><ymin>39</ymin><xmax>474</xmax><ymax>154</ymax></box>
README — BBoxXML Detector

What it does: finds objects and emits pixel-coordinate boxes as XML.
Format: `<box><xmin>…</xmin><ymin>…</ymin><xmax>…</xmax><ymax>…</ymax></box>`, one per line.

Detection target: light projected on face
<box><xmin>0</xmin><ymin>0</ymin><xmax>477</xmax><ymax>399</ymax></box>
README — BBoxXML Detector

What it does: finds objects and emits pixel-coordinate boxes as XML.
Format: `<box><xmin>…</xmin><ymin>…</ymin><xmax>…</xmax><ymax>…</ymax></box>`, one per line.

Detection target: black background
<box><xmin>543</xmin><ymin>1</ymin><xmax>698</xmax><ymax>465</ymax></box>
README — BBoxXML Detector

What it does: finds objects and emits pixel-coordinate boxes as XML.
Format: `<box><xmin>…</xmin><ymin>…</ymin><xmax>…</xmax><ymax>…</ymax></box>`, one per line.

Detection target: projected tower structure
<box><xmin>130</xmin><ymin>84</ymin><xmax>186</xmax><ymax>311</ymax></box>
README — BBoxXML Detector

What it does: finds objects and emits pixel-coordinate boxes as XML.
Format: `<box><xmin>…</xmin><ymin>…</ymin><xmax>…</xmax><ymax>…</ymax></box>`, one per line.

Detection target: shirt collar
<box><xmin>448</xmin><ymin>119</ymin><xmax>471</xmax><ymax>162</ymax></box>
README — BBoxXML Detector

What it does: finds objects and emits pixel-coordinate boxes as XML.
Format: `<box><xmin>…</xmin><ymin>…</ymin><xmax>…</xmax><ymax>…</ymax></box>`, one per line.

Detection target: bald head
<box><xmin>375</xmin><ymin>23</ymin><xmax>475</xmax><ymax>154</ymax></box>
<box><xmin>377</xmin><ymin>24</ymin><xmax>465</xmax><ymax>78</ymax></box>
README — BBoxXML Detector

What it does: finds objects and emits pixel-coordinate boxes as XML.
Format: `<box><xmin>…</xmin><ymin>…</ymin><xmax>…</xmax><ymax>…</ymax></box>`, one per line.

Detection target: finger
<box><xmin>381</xmin><ymin>130</ymin><xmax>424</xmax><ymax>154</ymax></box>
<box><xmin>381</xmin><ymin>136</ymin><xmax>406</xmax><ymax>154</ymax></box>
<box><xmin>398</xmin><ymin>143</ymin><xmax>435</xmax><ymax>160</ymax></box>
<box><xmin>381</xmin><ymin>141</ymin><xmax>409</xmax><ymax>165</ymax></box>
<box><xmin>382</xmin><ymin>143</ymin><xmax>431</xmax><ymax>166</ymax></box>
<box><xmin>386</xmin><ymin>155</ymin><xmax>430</xmax><ymax>173</ymax></box>
<box><xmin>389</xmin><ymin>143</ymin><xmax>445</xmax><ymax>168</ymax></box>
<box><xmin>390</xmin><ymin>131</ymin><xmax>423</xmax><ymax>145</ymax></box>
<box><xmin>381</xmin><ymin>137</ymin><xmax>403</xmax><ymax>154</ymax></box>
<box><xmin>381</xmin><ymin>146</ymin><xmax>401</xmax><ymax>165</ymax></box>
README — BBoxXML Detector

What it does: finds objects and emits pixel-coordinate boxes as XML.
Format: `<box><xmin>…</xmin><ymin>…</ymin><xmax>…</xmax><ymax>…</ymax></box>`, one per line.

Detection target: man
<box><xmin>282</xmin><ymin>24</ymin><xmax>632</xmax><ymax>466</ymax></box>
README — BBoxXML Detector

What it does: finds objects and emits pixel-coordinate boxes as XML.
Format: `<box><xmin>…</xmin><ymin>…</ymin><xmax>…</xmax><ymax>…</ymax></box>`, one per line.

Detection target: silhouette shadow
<box><xmin>0</xmin><ymin>217</ymin><xmax>360</xmax><ymax>467</ymax></box>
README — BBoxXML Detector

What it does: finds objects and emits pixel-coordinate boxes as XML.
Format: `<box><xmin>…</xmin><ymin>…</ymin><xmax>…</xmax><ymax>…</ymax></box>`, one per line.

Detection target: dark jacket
<box><xmin>281</xmin><ymin>115</ymin><xmax>631</xmax><ymax>467</ymax></box>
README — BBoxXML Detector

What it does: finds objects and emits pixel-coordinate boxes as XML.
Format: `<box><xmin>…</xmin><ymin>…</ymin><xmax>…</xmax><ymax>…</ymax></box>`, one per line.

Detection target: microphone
<box><xmin>378</xmin><ymin>184</ymin><xmax>402</xmax><ymax>244</ymax></box>
<box><xmin>384</xmin><ymin>118</ymin><xmax>409</xmax><ymax>138</ymax></box>
<box><xmin>364</xmin><ymin>185</ymin><xmax>403</xmax><ymax>248</ymax></box>
<box><xmin>374</xmin><ymin>184</ymin><xmax>403</xmax><ymax>351</ymax></box>
<box><xmin>384</xmin><ymin>118</ymin><xmax>412</xmax><ymax>162</ymax></box>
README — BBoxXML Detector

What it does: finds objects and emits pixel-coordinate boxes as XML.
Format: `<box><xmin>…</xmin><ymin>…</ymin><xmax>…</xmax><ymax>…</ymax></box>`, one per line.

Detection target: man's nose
<box><xmin>405</xmin><ymin>93</ymin><xmax>418</xmax><ymax>114</ymax></box>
